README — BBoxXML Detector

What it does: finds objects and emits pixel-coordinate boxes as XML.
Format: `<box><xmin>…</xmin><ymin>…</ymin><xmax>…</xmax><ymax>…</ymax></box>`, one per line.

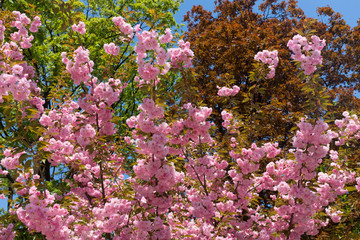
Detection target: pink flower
<box><xmin>29</xmin><ymin>16</ymin><xmax>41</xmax><ymax>32</ymax></box>
<box><xmin>104</xmin><ymin>43</ymin><xmax>120</xmax><ymax>55</ymax></box>
<box><xmin>217</xmin><ymin>85</ymin><xmax>240</xmax><ymax>96</ymax></box>
<box><xmin>12</xmin><ymin>65</ymin><xmax>23</xmax><ymax>75</ymax></box>
<box><xmin>0</xmin><ymin>20</ymin><xmax>5</xmax><ymax>41</ymax></box>
<box><xmin>254</xmin><ymin>50</ymin><xmax>279</xmax><ymax>79</ymax></box>
<box><xmin>80</xmin><ymin>124</ymin><xmax>96</xmax><ymax>138</ymax></box>
<box><xmin>72</xmin><ymin>21</ymin><xmax>86</xmax><ymax>35</ymax></box>
<box><xmin>113</xmin><ymin>16</ymin><xmax>133</xmax><ymax>37</ymax></box>
<box><xmin>277</xmin><ymin>181</ymin><xmax>290</xmax><ymax>194</ymax></box>
<box><xmin>159</xmin><ymin>28</ymin><xmax>173</xmax><ymax>44</ymax></box>
<box><xmin>1</xmin><ymin>151</ymin><xmax>25</xmax><ymax>170</ymax></box>
<box><xmin>287</xmin><ymin>34</ymin><xmax>325</xmax><ymax>75</ymax></box>
<box><xmin>61</xmin><ymin>47</ymin><xmax>93</xmax><ymax>85</ymax></box>
<box><xmin>168</xmin><ymin>40</ymin><xmax>194</xmax><ymax>69</ymax></box>
<box><xmin>326</xmin><ymin>208</ymin><xmax>342</xmax><ymax>223</ymax></box>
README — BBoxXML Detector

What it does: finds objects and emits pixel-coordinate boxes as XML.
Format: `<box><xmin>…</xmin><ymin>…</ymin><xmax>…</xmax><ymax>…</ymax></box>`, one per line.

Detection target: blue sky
<box><xmin>175</xmin><ymin>0</ymin><xmax>360</xmax><ymax>27</ymax></box>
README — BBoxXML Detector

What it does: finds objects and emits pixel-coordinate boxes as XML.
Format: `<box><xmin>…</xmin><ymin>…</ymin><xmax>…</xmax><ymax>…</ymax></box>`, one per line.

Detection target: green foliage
<box><xmin>0</xmin><ymin>1</ymin><xmax>184</xmax><ymax>237</ymax></box>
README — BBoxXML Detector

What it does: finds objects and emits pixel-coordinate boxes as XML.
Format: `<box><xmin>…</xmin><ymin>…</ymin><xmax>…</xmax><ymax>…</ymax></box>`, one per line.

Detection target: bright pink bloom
<box><xmin>29</xmin><ymin>16</ymin><xmax>41</xmax><ymax>32</ymax></box>
<box><xmin>104</xmin><ymin>43</ymin><xmax>120</xmax><ymax>55</ymax></box>
<box><xmin>254</xmin><ymin>50</ymin><xmax>279</xmax><ymax>79</ymax></box>
<box><xmin>287</xmin><ymin>34</ymin><xmax>325</xmax><ymax>75</ymax></box>
<box><xmin>159</xmin><ymin>28</ymin><xmax>173</xmax><ymax>44</ymax></box>
<box><xmin>217</xmin><ymin>85</ymin><xmax>240</xmax><ymax>96</ymax></box>
<box><xmin>72</xmin><ymin>21</ymin><xmax>86</xmax><ymax>34</ymax></box>
<box><xmin>112</xmin><ymin>16</ymin><xmax>133</xmax><ymax>38</ymax></box>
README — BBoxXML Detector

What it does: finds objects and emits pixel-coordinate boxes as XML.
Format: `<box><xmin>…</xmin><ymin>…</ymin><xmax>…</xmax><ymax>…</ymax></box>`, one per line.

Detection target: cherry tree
<box><xmin>0</xmin><ymin>10</ymin><xmax>360</xmax><ymax>240</ymax></box>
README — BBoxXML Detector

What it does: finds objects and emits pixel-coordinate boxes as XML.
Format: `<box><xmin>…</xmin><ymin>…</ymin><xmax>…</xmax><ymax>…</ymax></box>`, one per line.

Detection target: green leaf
<box><xmin>346</xmin><ymin>186</ymin><xmax>357</xmax><ymax>192</ymax></box>
<box><xmin>18</xmin><ymin>154</ymin><xmax>28</xmax><ymax>164</ymax></box>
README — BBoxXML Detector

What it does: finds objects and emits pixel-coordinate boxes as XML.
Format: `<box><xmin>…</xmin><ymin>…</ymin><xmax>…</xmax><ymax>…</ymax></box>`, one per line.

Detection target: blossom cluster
<box><xmin>113</xmin><ymin>16</ymin><xmax>133</xmax><ymax>39</ymax></box>
<box><xmin>0</xmin><ymin>20</ymin><xmax>5</xmax><ymax>41</ymax></box>
<box><xmin>0</xmin><ymin>149</ymin><xmax>25</xmax><ymax>170</ymax></box>
<box><xmin>133</xmin><ymin>21</ymin><xmax>193</xmax><ymax>86</ymax></box>
<box><xmin>254</xmin><ymin>50</ymin><xmax>279</xmax><ymax>79</ymax></box>
<box><xmin>0</xmin><ymin>224</ymin><xmax>15</xmax><ymax>240</ymax></box>
<box><xmin>167</xmin><ymin>40</ymin><xmax>194</xmax><ymax>69</ymax></box>
<box><xmin>287</xmin><ymin>34</ymin><xmax>326</xmax><ymax>75</ymax></box>
<box><xmin>217</xmin><ymin>85</ymin><xmax>240</xmax><ymax>96</ymax></box>
<box><xmin>0</xmin><ymin>11</ymin><xmax>42</xmax><ymax>114</ymax></box>
<box><xmin>17</xmin><ymin>187</ymin><xmax>71</xmax><ymax>240</ymax></box>
<box><xmin>61</xmin><ymin>47</ymin><xmax>94</xmax><ymax>86</ymax></box>
<box><xmin>10</xmin><ymin>11</ymin><xmax>40</xmax><ymax>48</ymax></box>
<box><xmin>71</xmin><ymin>21</ymin><xmax>86</xmax><ymax>35</ymax></box>
<box><xmin>103</xmin><ymin>42</ymin><xmax>120</xmax><ymax>55</ymax></box>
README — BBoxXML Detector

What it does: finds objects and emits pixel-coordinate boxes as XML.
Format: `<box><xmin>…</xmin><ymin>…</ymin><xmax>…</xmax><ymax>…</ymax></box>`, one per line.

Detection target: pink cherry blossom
<box><xmin>287</xmin><ymin>34</ymin><xmax>325</xmax><ymax>75</ymax></box>
<box><xmin>104</xmin><ymin>43</ymin><xmax>120</xmax><ymax>55</ymax></box>
<box><xmin>254</xmin><ymin>49</ymin><xmax>279</xmax><ymax>79</ymax></box>
<box><xmin>71</xmin><ymin>21</ymin><xmax>86</xmax><ymax>35</ymax></box>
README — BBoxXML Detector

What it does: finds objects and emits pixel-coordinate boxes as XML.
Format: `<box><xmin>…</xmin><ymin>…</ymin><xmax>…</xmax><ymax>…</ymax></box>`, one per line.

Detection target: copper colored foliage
<box><xmin>180</xmin><ymin>0</ymin><xmax>360</xmax><ymax>149</ymax></box>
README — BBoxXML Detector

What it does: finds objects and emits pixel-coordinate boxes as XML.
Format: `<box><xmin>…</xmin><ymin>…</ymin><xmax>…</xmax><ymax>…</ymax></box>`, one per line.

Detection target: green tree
<box><xmin>0</xmin><ymin>0</ymin><xmax>183</xmax><ymax>237</ymax></box>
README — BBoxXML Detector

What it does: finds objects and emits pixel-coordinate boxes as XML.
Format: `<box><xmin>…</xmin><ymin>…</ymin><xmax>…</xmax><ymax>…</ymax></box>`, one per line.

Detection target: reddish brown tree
<box><xmin>179</xmin><ymin>0</ymin><xmax>360</xmax><ymax>149</ymax></box>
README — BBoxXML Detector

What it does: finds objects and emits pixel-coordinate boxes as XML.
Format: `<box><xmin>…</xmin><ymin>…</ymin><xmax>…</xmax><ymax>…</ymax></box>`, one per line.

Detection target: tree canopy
<box><xmin>181</xmin><ymin>0</ymin><xmax>360</xmax><ymax>148</ymax></box>
<box><xmin>1</xmin><ymin>0</ymin><xmax>360</xmax><ymax>239</ymax></box>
